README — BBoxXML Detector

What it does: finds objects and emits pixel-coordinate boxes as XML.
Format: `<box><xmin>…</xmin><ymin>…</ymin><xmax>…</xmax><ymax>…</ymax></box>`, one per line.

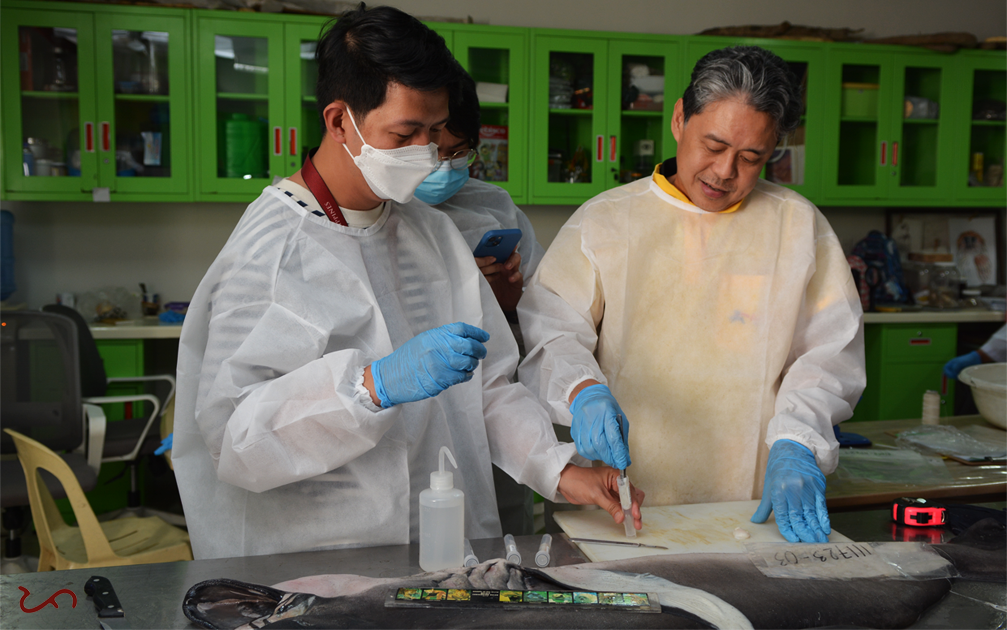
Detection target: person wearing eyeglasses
<box><xmin>412</xmin><ymin>72</ymin><xmax>548</xmax><ymax>535</ymax></box>
<box><xmin>414</xmin><ymin>73</ymin><xmax>544</xmax><ymax>325</ymax></box>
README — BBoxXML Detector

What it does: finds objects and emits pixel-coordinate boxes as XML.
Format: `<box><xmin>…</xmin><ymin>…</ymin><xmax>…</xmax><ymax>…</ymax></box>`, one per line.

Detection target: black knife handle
<box><xmin>84</xmin><ymin>576</ymin><xmax>125</xmax><ymax>619</ymax></box>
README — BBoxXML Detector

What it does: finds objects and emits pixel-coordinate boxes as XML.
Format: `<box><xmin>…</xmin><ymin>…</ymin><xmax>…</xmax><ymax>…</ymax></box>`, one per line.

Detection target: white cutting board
<box><xmin>554</xmin><ymin>500</ymin><xmax>851</xmax><ymax>562</ymax></box>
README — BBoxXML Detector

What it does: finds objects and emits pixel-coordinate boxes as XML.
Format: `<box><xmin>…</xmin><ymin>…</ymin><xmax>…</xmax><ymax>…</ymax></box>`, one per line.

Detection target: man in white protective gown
<box><xmin>518</xmin><ymin>46</ymin><xmax>865</xmax><ymax>544</ymax></box>
<box><xmin>172</xmin><ymin>5</ymin><xmax>642</xmax><ymax>560</ymax></box>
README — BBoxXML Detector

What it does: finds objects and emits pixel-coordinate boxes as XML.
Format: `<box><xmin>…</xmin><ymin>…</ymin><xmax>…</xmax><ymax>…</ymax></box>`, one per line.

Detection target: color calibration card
<box><xmin>385</xmin><ymin>588</ymin><xmax>661</xmax><ymax>613</ymax></box>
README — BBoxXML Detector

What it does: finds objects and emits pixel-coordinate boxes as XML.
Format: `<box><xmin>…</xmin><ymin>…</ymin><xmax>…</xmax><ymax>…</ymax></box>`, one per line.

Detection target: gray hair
<box><xmin>681</xmin><ymin>46</ymin><xmax>802</xmax><ymax>140</ymax></box>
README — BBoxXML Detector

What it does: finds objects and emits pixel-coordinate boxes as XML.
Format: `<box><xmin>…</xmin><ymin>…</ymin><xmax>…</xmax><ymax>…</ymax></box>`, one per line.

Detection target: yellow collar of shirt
<box><xmin>651</xmin><ymin>164</ymin><xmax>743</xmax><ymax>214</ymax></box>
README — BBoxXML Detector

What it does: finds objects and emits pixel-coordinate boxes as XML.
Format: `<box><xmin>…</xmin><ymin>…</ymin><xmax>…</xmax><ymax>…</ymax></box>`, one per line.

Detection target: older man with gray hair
<box><xmin>518</xmin><ymin>46</ymin><xmax>865</xmax><ymax>544</ymax></box>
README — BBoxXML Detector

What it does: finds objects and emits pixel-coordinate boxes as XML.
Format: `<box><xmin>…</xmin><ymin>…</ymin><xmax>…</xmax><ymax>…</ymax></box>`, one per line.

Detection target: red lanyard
<box><xmin>301</xmin><ymin>148</ymin><xmax>348</xmax><ymax>226</ymax></box>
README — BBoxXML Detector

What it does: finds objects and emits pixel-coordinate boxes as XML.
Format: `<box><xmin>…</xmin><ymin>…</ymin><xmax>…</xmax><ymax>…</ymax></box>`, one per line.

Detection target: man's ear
<box><xmin>671</xmin><ymin>98</ymin><xmax>685</xmax><ymax>143</ymax></box>
<box><xmin>322</xmin><ymin>101</ymin><xmax>348</xmax><ymax>144</ymax></box>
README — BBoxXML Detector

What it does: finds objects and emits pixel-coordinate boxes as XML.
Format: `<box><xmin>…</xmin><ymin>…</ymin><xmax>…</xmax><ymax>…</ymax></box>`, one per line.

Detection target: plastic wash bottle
<box><xmin>419</xmin><ymin>446</ymin><xmax>464</xmax><ymax>571</ymax></box>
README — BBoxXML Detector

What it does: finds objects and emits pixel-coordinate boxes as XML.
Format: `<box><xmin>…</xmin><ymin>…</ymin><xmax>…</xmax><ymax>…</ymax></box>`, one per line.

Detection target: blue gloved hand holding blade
<box><xmin>371</xmin><ymin>322</ymin><xmax>490</xmax><ymax>408</ymax></box>
<box><xmin>569</xmin><ymin>384</ymin><xmax>631</xmax><ymax>470</ymax></box>
<box><xmin>751</xmin><ymin>439</ymin><xmax>830</xmax><ymax>543</ymax></box>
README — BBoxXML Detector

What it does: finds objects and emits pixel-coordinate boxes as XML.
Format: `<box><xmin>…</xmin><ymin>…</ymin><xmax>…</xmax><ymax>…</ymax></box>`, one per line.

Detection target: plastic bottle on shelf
<box><xmin>419</xmin><ymin>446</ymin><xmax>464</xmax><ymax>572</ymax></box>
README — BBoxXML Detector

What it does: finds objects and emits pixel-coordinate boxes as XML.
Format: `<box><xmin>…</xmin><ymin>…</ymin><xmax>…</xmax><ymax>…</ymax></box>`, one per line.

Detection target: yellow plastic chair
<box><xmin>160</xmin><ymin>397</ymin><xmax>175</xmax><ymax>471</ymax></box>
<box><xmin>4</xmin><ymin>429</ymin><xmax>192</xmax><ymax>571</ymax></box>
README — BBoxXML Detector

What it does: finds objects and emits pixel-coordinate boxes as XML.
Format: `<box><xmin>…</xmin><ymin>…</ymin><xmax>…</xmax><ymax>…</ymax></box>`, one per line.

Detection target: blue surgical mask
<box><xmin>414</xmin><ymin>162</ymin><xmax>469</xmax><ymax>205</ymax></box>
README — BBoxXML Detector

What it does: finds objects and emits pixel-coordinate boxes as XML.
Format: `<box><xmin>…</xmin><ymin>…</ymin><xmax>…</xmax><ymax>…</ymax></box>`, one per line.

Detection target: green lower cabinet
<box><xmin>849</xmin><ymin>323</ymin><xmax>956</xmax><ymax>422</ymax></box>
<box><xmin>95</xmin><ymin>339</ymin><xmax>145</xmax><ymax>420</ymax></box>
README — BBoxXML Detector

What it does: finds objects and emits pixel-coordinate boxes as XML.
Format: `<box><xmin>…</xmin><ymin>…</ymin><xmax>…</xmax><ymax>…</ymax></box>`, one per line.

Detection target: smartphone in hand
<box><xmin>473</xmin><ymin>228</ymin><xmax>522</xmax><ymax>264</ymax></box>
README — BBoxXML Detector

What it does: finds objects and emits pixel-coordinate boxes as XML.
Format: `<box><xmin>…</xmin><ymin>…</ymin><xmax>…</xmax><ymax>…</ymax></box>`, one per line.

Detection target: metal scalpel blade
<box><xmin>570</xmin><ymin>537</ymin><xmax>668</xmax><ymax>550</ymax></box>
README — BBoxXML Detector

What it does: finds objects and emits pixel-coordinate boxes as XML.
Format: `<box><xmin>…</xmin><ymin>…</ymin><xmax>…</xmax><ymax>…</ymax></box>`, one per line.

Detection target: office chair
<box><xmin>0</xmin><ymin>310</ymin><xmax>100</xmax><ymax>571</ymax></box>
<box><xmin>41</xmin><ymin>304</ymin><xmax>176</xmax><ymax>513</ymax></box>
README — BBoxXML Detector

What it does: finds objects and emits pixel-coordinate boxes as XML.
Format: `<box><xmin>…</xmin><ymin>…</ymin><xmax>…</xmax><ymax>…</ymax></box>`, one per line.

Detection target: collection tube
<box><xmin>535</xmin><ymin>534</ymin><xmax>552</xmax><ymax>567</ymax></box>
<box><xmin>503</xmin><ymin>533</ymin><xmax>521</xmax><ymax>564</ymax></box>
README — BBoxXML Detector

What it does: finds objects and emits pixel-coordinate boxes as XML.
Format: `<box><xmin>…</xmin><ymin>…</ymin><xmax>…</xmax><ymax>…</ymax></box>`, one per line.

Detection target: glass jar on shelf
<box><xmin>929</xmin><ymin>262</ymin><xmax>961</xmax><ymax>309</ymax></box>
<box><xmin>960</xmin><ymin>289</ymin><xmax>985</xmax><ymax>310</ymax></box>
<box><xmin>902</xmin><ymin>260</ymin><xmax>931</xmax><ymax>306</ymax></box>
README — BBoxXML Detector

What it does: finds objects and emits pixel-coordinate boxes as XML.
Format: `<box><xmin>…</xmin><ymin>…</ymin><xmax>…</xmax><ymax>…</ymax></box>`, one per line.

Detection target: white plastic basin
<box><xmin>958</xmin><ymin>363</ymin><xmax>1007</xmax><ymax>430</ymax></box>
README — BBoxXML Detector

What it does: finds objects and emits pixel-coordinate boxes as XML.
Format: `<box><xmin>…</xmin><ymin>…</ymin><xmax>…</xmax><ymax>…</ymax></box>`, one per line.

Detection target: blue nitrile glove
<box><xmin>154</xmin><ymin>433</ymin><xmax>173</xmax><ymax>456</ymax></box>
<box><xmin>943</xmin><ymin>351</ymin><xmax>982</xmax><ymax>379</ymax></box>
<box><xmin>371</xmin><ymin>322</ymin><xmax>490</xmax><ymax>408</ymax></box>
<box><xmin>569</xmin><ymin>384</ymin><xmax>631</xmax><ymax>470</ymax></box>
<box><xmin>751</xmin><ymin>439</ymin><xmax>830</xmax><ymax>543</ymax></box>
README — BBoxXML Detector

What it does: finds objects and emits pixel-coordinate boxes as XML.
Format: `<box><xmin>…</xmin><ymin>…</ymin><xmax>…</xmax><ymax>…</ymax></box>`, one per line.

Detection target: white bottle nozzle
<box><xmin>431</xmin><ymin>446</ymin><xmax>458</xmax><ymax>490</ymax></box>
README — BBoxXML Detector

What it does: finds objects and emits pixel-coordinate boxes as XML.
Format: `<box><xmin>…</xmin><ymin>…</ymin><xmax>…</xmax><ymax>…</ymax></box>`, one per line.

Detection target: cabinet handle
<box><xmin>880</xmin><ymin>141</ymin><xmax>887</xmax><ymax>166</ymax></box>
<box><xmin>100</xmin><ymin>122</ymin><xmax>110</xmax><ymax>152</ymax></box>
<box><xmin>609</xmin><ymin>135</ymin><xmax>617</xmax><ymax>163</ymax></box>
<box><xmin>84</xmin><ymin>122</ymin><xmax>95</xmax><ymax>153</ymax></box>
<box><xmin>595</xmin><ymin>135</ymin><xmax>603</xmax><ymax>163</ymax></box>
<box><xmin>273</xmin><ymin>126</ymin><xmax>282</xmax><ymax>156</ymax></box>
<box><xmin>892</xmin><ymin>141</ymin><xmax>898</xmax><ymax>167</ymax></box>
<box><xmin>289</xmin><ymin>127</ymin><xmax>298</xmax><ymax>156</ymax></box>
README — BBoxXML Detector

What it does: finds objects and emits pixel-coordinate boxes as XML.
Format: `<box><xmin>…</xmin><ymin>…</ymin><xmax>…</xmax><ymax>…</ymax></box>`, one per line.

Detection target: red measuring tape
<box><xmin>301</xmin><ymin>148</ymin><xmax>348</xmax><ymax>227</ymax></box>
<box><xmin>892</xmin><ymin>497</ymin><xmax>946</xmax><ymax>527</ymax></box>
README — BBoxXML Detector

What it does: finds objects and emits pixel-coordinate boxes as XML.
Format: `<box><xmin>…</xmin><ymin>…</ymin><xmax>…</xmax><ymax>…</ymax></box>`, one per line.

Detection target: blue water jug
<box><xmin>1</xmin><ymin>210</ymin><xmax>15</xmax><ymax>301</ymax></box>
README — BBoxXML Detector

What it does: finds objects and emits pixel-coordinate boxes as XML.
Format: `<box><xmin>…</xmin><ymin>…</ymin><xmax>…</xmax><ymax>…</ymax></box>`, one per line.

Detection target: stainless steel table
<box><xmin>2</xmin><ymin>512</ymin><xmax>1003</xmax><ymax>629</ymax></box>
<box><xmin>0</xmin><ymin>535</ymin><xmax>587</xmax><ymax>629</ymax></box>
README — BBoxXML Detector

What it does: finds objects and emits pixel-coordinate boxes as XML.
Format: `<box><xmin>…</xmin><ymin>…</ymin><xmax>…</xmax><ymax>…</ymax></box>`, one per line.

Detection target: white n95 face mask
<box><xmin>343</xmin><ymin>108</ymin><xmax>438</xmax><ymax>203</ymax></box>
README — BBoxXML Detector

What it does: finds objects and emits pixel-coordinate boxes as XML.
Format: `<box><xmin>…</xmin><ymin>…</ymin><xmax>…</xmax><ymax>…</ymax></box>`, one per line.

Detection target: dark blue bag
<box><xmin>850</xmin><ymin>230</ymin><xmax>909</xmax><ymax>307</ymax></box>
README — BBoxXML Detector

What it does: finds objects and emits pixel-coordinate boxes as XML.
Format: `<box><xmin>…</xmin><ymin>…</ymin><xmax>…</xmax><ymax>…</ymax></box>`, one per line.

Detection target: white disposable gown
<box><xmin>518</xmin><ymin>175</ymin><xmax>865</xmax><ymax>507</ymax></box>
<box><xmin>435</xmin><ymin>178</ymin><xmax>546</xmax><ymax>282</ymax></box>
<box><xmin>980</xmin><ymin>324</ymin><xmax>1006</xmax><ymax>363</ymax></box>
<box><xmin>173</xmin><ymin>186</ymin><xmax>577</xmax><ymax>560</ymax></box>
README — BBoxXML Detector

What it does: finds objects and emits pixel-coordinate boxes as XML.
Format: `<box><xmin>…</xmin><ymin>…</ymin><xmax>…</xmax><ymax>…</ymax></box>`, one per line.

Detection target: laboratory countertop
<box><xmin>827</xmin><ymin>415</ymin><xmax>1007</xmax><ymax>510</ymax></box>
<box><xmin>862</xmin><ymin>309</ymin><xmax>1005</xmax><ymax>324</ymax></box>
<box><xmin>89</xmin><ymin>318</ymin><xmax>182</xmax><ymax>340</ymax></box>
<box><xmin>1</xmin><ymin>514</ymin><xmax>1002</xmax><ymax>629</ymax></box>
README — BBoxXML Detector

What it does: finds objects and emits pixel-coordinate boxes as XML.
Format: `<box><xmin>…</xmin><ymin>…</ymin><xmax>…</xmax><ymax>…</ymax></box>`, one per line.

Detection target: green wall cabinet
<box><xmin>952</xmin><ymin>51</ymin><xmax>1006</xmax><ymax>204</ymax></box>
<box><xmin>196</xmin><ymin>13</ymin><xmax>293</xmax><ymax>200</ymax></box>
<box><xmin>2</xmin><ymin>1</ymin><xmax>1004</xmax><ymax>208</ymax></box>
<box><xmin>530</xmin><ymin>32</ymin><xmax>679</xmax><ymax>204</ymax></box>
<box><xmin>2</xmin><ymin>1</ymin><xmax>191</xmax><ymax>202</ymax></box>
<box><xmin>849</xmin><ymin>323</ymin><xmax>957</xmax><ymax>422</ymax></box>
<box><xmin>530</xmin><ymin>34</ymin><xmax>610</xmax><ymax>204</ymax></box>
<box><xmin>821</xmin><ymin>47</ymin><xmax>959</xmax><ymax>204</ymax></box>
<box><xmin>194</xmin><ymin>13</ymin><xmax>330</xmax><ymax>201</ymax></box>
<box><xmin>452</xmin><ymin>27</ymin><xmax>530</xmax><ymax>203</ymax></box>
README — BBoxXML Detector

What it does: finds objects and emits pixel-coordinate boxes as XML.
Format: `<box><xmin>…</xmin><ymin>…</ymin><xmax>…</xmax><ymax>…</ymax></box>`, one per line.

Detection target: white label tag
<box><xmin>747</xmin><ymin>542</ymin><xmax>957</xmax><ymax>580</ymax></box>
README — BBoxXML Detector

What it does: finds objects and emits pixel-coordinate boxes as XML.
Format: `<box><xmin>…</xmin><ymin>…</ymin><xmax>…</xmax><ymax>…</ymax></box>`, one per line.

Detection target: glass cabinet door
<box><xmin>454</xmin><ymin>28</ymin><xmax>529</xmax><ymax>203</ymax></box>
<box><xmin>530</xmin><ymin>36</ymin><xmax>609</xmax><ymax>203</ymax></box>
<box><xmin>953</xmin><ymin>53</ymin><xmax>1006</xmax><ymax>203</ymax></box>
<box><xmin>1</xmin><ymin>9</ymin><xmax>98</xmax><ymax>196</ymax></box>
<box><xmin>821</xmin><ymin>49</ymin><xmax>896</xmax><ymax>200</ymax></box>
<box><xmin>196</xmin><ymin>16</ymin><xmax>284</xmax><ymax>199</ymax></box>
<box><xmin>887</xmin><ymin>53</ymin><xmax>955</xmax><ymax>200</ymax></box>
<box><xmin>606</xmin><ymin>39</ymin><xmax>679</xmax><ymax>192</ymax></box>
<box><xmin>282</xmin><ymin>21</ymin><xmax>326</xmax><ymax>179</ymax></box>
<box><xmin>94</xmin><ymin>10</ymin><xmax>190</xmax><ymax>198</ymax></box>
